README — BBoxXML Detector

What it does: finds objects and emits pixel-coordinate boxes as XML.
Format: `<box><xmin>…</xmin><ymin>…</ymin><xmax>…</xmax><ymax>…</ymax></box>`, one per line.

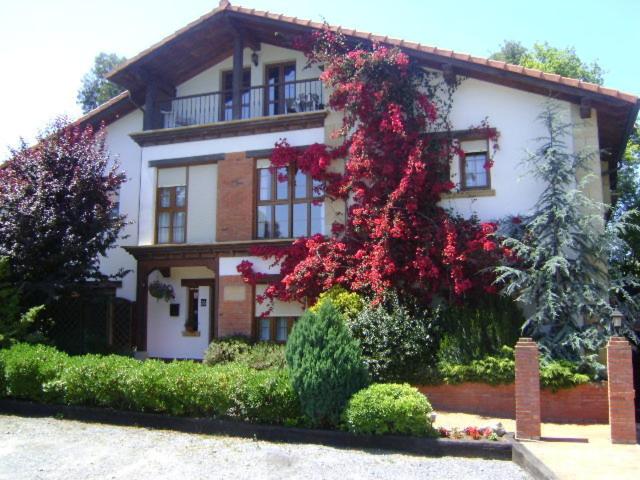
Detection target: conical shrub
<box><xmin>285</xmin><ymin>300</ymin><xmax>369</xmax><ymax>427</ymax></box>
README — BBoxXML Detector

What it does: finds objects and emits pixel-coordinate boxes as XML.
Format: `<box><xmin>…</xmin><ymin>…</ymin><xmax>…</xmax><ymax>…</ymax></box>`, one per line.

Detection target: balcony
<box><xmin>156</xmin><ymin>78</ymin><xmax>324</xmax><ymax>130</ymax></box>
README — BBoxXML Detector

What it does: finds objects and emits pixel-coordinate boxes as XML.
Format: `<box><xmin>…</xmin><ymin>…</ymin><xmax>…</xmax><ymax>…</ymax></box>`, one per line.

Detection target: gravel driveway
<box><xmin>0</xmin><ymin>414</ymin><xmax>530</xmax><ymax>480</ymax></box>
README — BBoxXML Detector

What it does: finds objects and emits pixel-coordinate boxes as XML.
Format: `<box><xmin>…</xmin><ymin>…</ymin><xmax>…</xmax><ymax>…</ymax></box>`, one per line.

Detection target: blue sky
<box><xmin>1</xmin><ymin>0</ymin><xmax>638</xmax><ymax>158</ymax></box>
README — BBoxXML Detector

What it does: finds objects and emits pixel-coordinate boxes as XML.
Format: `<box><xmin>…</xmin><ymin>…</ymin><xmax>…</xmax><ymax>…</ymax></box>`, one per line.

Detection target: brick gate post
<box><xmin>607</xmin><ymin>336</ymin><xmax>637</xmax><ymax>444</ymax></box>
<box><xmin>515</xmin><ymin>337</ymin><xmax>541</xmax><ymax>440</ymax></box>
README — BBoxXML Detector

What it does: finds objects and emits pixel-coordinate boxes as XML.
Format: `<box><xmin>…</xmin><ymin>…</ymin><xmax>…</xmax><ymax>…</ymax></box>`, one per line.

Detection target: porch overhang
<box><xmin>124</xmin><ymin>240</ymin><xmax>293</xmax><ymax>262</ymax></box>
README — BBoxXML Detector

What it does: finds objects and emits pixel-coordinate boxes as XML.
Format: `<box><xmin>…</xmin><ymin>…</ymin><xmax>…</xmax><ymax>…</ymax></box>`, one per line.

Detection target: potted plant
<box><xmin>148</xmin><ymin>280</ymin><xmax>175</xmax><ymax>302</ymax></box>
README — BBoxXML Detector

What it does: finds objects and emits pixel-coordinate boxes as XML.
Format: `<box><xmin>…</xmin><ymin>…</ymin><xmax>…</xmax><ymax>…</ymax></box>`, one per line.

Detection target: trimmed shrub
<box><xmin>236</xmin><ymin>343</ymin><xmax>286</xmax><ymax>370</ymax></box>
<box><xmin>203</xmin><ymin>335</ymin><xmax>252</xmax><ymax>366</ymax></box>
<box><xmin>286</xmin><ymin>300</ymin><xmax>369</xmax><ymax>427</ymax></box>
<box><xmin>0</xmin><ymin>349</ymin><xmax>6</xmax><ymax>397</ymax></box>
<box><xmin>349</xmin><ymin>293</ymin><xmax>439</xmax><ymax>382</ymax></box>
<box><xmin>1</xmin><ymin>343</ymin><xmax>301</xmax><ymax>425</ymax></box>
<box><xmin>435</xmin><ymin>346</ymin><xmax>592</xmax><ymax>390</ymax></box>
<box><xmin>342</xmin><ymin>383</ymin><xmax>437</xmax><ymax>436</ymax></box>
<box><xmin>2</xmin><ymin>343</ymin><xmax>68</xmax><ymax>402</ymax></box>
<box><xmin>229</xmin><ymin>365</ymin><xmax>303</xmax><ymax>425</ymax></box>
<box><xmin>309</xmin><ymin>286</ymin><xmax>365</xmax><ymax>323</ymax></box>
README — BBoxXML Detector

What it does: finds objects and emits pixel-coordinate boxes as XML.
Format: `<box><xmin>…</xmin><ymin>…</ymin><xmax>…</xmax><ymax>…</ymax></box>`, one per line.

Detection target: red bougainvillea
<box><xmin>239</xmin><ymin>29</ymin><xmax>502</xmax><ymax>308</ymax></box>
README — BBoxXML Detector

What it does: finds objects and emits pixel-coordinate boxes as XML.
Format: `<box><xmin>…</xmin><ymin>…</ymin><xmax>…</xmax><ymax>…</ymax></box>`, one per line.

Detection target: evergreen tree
<box><xmin>77</xmin><ymin>53</ymin><xmax>126</xmax><ymax>114</ymax></box>
<box><xmin>495</xmin><ymin>102</ymin><xmax>637</xmax><ymax>361</ymax></box>
<box><xmin>285</xmin><ymin>300</ymin><xmax>369</xmax><ymax>427</ymax></box>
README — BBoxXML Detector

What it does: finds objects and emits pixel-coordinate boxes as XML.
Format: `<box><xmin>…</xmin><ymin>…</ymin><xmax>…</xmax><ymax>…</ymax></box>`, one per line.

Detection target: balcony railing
<box><xmin>157</xmin><ymin>78</ymin><xmax>324</xmax><ymax>129</ymax></box>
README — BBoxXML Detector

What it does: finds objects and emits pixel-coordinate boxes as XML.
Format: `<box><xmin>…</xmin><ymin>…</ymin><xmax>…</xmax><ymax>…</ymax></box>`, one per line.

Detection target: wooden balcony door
<box><xmin>265</xmin><ymin>63</ymin><xmax>296</xmax><ymax>116</ymax></box>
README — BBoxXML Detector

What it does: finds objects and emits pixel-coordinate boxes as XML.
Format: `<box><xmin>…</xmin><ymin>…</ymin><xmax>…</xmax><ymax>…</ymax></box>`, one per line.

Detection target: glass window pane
<box><xmin>157</xmin><ymin>212</ymin><xmax>170</xmax><ymax>243</ymax></box>
<box><xmin>274</xmin><ymin>204</ymin><xmax>289</xmax><ymax>238</ymax></box>
<box><xmin>175</xmin><ymin>186</ymin><xmax>186</xmax><ymax>207</ymax></box>
<box><xmin>295</xmin><ymin>170</ymin><xmax>307</xmax><ymax>198</ymax></box>
<box><xmin>259</xmin><ymin>169</ymin><xmax>272</xmax><ymax>201</ymax></box>
<box><xmin>276</xmin><ymin>318</ymin><xmax>288</xmax><ymax>342</ymax></box>
<box><xmin>284</xmin><ymin>65</ymin><xmax>296</xmax><ymax>82</ymax></box>
<box><xmin>293</xmin><ymin>203</ymin><xmax>308</xmax><ymax>237</ymax></box>
<box><xmin>312</xmin><ymin>178</ymin><xmax>325</xmax><ymax>198</ymax></box>
<box><xmin>173</xmin><ymin>212</ymin><xmax>186</xmax><ymax>243</ymax></box>
<box><xmin>159</xmin><ymin>188</ymin><xmax>171</xmax><ymax>208</ymax></box>
<box><xmin>259</xmin><ymin>318</ymin><xmax>271</xmax><ymax>341</ymax></box>
<box><xmin>276</xmin><ymin>167</ymin><xmax>289</xmax><ymax>200</ymax></box>
<box><xmin>464</xmin><ymin>153</ymin><xmax>488</xmax><ymax>188</ymax></box>
<box><xmin>311</xmin><ymin>202</ymin><xmax>325</xmax><ymax>235</ymax></box>
<box><xmin>257</xmin><ymin>206</ymin><xmax>272</xmax><ymax>239</ymax></box>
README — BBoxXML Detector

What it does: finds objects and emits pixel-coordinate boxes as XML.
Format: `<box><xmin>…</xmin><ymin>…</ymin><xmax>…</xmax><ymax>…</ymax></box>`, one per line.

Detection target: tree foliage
<box><xmin>77</xmin><ymin>52</ymin><xmax>126</xmax><ymax>114</ymax></box>
<box><xmin>490</xmin><ymin>41</ymin><xmax>605</xmax><ymax>85</ymax></box>
<box><xmin>495</xmin><ymin>102</ymin><xmax>637</xmax><ymax>360</ymax></box>
<box><xmin>238</xmin><ymin>29</ymin><xmax>501</xmax><ymax>307</ymax></box>
<box><xmin>285</xmin><ymin>300</ymin><xmax>369</xmax><ymax>427</ymax></box>
<box><xmin>0</xmin><ymin>119</ymin><xmax>126</xmax><ymax>300</ymax></box>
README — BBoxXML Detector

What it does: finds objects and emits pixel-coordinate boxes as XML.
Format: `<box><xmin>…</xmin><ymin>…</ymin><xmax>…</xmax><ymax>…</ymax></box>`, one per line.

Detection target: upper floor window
<box><xmin>460</xmin><ymin>142</ymin><xmax>491</xmax><ymax>190</ymax></box>
<box><xmin>266</xmin><ymin>63</ymin><xmax>296</xmax><ymax>116</ymax></box>
<box><xmin>156</xmin><ymin>185</ymin><xmax>187</xmax><ymax>243</ymax></box>
<box><xmin>222</xmin><ymin>68</ymin><xmax>251</xmax><ymax>121</ymax></box>
<box><xmin>256</xmin><ymin>166</ymin><xmax>324</xmax><ymax>239</ymax></box>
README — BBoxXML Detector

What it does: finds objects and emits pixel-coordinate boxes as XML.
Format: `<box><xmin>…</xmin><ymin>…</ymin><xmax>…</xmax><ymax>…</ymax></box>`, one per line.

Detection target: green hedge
<box><xmin>434</xmin><ymin>347</ymin><xmax>592</xmax><ymax>391</ymax></box>
<box><xmin>0</xmin><ymin>343</ymin><xmax>302</xmax><ymax>425</ymax></box>
<box><xmin>342</xmin><ymin>383</ymin><xmax>438</xmax><ymax>436</ymax></box>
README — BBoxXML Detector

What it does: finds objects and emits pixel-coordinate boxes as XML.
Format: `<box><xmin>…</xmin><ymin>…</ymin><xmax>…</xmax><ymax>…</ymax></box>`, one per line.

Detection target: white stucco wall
<box><xmin>187</xmin><ymin>164</ymin><xmax>218</xmax><ymax>243</ymax></box>
<box><xmin>146</xmin><ymin>266</ymin><xmax>214</xmax><ymax>359</ymax></box>
<box><xmin>440</xmin><ymin>79</ymin><xmax>580</xmax><ymax>221</ymax></box>
<box><xmin>100</xmin><ymin>110</ymin><xmax>143</xmax><ymax>300</ymax></box>
<box><xmin>176</xmin><ymin>43</ymin><xmax>321</xmax><ymax>98</ymax></box>
<box><xmin>138</xmin><ymin>127</ymin><xmax>324</xmax><ymax>245</ymax></box>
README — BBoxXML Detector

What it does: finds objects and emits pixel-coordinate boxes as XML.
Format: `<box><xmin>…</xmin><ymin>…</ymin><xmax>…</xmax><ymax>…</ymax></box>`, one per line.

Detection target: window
<box><xmin>222</xmin><ymin>69</ymin><xmax>251</xmax><ymax>121</ymax></box>
<box><xmin>265</xmin><ymin>63</ymin><xmax>296</xmax><ymax>116</ymax></box>
<box><xmin>257</xmin><ymin>317</ymin><xmax>296</xmax><ymax>343</ymax></box>
<box><xmin>256</xmin><ymin>166</ymin><xmax>324</xmax><ymax>239</ymax></box>
<box><xmin>156</xmin><ymin>185</ymin><xmax>187</xmax><ymax>244</ymax></box>
<box><xmin>460</xmin><ymin>150</ymin><xmax>491</xmax><ymax>190</ymax></box>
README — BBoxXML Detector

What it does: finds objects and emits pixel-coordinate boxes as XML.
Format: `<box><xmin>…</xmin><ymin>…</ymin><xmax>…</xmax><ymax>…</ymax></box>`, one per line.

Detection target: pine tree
<box><xmin>285</xmin><ymin>300</ymin><xmax>369</xmax><ymax>427</ymax></box>
<box><xmin>495</xmin><ymin>102</ymin><xmax>637</xmax><ymax>361</ymax></box>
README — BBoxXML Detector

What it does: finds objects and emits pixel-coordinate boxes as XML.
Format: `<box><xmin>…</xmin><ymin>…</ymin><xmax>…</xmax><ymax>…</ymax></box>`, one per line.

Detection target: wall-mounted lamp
<box><xmin>251</xmin><ymin>51</ymin><xmax>259</xmax><ymax>66</ymax></box>
<box><xmin>611</xmin><ymin>309</ymin><xmax>623</xmax><ymax>328</ymax></box>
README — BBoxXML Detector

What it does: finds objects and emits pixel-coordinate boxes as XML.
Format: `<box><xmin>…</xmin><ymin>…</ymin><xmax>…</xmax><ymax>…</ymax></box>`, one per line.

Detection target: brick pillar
<box><xmin>217</xmin><ymin>275</ymin><xmax>253</xmax><ymax>338</ymax></box>
<box><xmin>515</xmin><ymin>338</ymin><xmax>541</xmax><ymax>440</ymax></box>
<box><xmin>607</xmin><ymin>337</ymin><xmax>637</xmax><ymax>444</ymax></box>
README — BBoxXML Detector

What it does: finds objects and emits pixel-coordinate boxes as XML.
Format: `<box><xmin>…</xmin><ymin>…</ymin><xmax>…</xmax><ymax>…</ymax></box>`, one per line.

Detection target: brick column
<box><xmin>217</xmin><ymin>275</ymin><xmax>253</xmax><ymax>338</ymax></box>
<box><xmin>515</xmin><ymin>338</ymin><xmax>541</xmax><ymax>440</ymax></box>
<box><xmin>607</xmin><ymin>337</ymin><xmax>637</xmax><ymax>444</ymax></box>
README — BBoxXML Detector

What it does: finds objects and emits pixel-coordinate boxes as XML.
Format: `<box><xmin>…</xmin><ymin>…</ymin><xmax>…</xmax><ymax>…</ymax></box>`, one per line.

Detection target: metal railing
<box><xmin>157</xmin><ymin>78</ymin><xmax>324</xmax><ymax>129</ymax></box>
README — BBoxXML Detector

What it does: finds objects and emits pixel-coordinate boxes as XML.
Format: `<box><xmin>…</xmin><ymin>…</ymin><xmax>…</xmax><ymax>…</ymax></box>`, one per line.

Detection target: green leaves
<box><xmin>285</xmin><ymin>301</ymin><xmax>369</xmax><ymax>427</ymax></box>
<box><xmin>77</xmin><ymin>52</ymin><xmax>126</xmax><ymax>114</ymax></box>
<box><xmin>342</xmin><ymin>383</ymin><xmax>437</xmax><ymax>436</ymax></box>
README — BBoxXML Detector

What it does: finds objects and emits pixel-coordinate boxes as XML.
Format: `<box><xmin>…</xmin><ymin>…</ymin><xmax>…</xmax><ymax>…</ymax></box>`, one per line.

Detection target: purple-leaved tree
<box><xmin>0</xmin><ymin>118</ymin><xmax>126</xmax><ymax>301</ymax></box>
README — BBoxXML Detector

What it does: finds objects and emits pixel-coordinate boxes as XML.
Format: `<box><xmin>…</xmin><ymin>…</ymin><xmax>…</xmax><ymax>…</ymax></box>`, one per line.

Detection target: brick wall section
<box><xmin>607</xmin><ymin>336</ymin><xmax>637</xmax><ymax>444</ymax></box>
<box><xmin>217</xmin><ymin>275</ymin><xmax>253</xmax><ymax>338</ymax></box>
<box><xmin>417</xmin><ymin>382</ymin><xmax>609</xmax><ymax>423</ymax></box>
<box><xmin>515</xmin><ymin>338</ymin><xmax>541</xmax><ymax>439</ymax></box>
<box><xmin>216</xmin><ymin>152</ymin><xmax>254</xmax><ymax>242</ymax></box>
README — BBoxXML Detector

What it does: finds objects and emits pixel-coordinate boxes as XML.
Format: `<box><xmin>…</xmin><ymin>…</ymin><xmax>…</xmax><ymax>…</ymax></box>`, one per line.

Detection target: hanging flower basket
<box><xmin>149</xmin><ymin>280</ymin><xmax>175</xmax><ymax>302</ymax></box>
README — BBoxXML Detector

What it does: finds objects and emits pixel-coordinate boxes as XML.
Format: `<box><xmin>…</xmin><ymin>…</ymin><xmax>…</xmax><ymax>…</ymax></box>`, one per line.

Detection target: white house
<box><xmin>74</xmin><ymin>1</ymin><xmax>639</xmax><ymax>359</ymax></box>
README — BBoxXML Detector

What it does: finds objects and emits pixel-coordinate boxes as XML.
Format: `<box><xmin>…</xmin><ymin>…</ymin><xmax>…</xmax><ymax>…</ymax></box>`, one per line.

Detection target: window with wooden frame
<box><xmin>221</xmin><ymin>68</ymin><xmax>251</xmax><ymax>121</ymax></box>
<box><xmin>256</xmin><ymin>166</ymin><xmax>324</xmax><ymax>239</ymax></box>
<box><xmin>460</xmin><ymin>141</ymin><xmax>491</xmax><ymax>190</ymax></box>
<box><xmin>256</xmin><ymin>317</ymin><xmax>297</xmax><ymax>343</ymax></box>
<box><xmin>265</xmin><ymin>63</ymin><xmax>296</xmax><ymax>116</ymax></box>
<box><xmin>156</xmin><ymin>185</ymin><xmax>187</xmax><ymax>244</ymax></box>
